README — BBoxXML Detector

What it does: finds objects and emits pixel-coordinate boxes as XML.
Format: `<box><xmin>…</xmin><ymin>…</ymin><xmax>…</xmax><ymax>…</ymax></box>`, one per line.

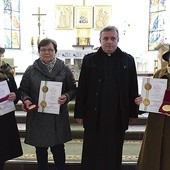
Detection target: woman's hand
<box><xmin>7</xmin><ymin>92</ymin><xmax>16</xmax><ymax>101</ymax></box>
<box><xmin>22</xmin><ymin>99</ymin><xmax>32</xmax><ymax>112</ymax></box>
<box><xmin>58</xmin><ymin>94</ymin><xmax>67</xmax><ymax>105</ymax></box>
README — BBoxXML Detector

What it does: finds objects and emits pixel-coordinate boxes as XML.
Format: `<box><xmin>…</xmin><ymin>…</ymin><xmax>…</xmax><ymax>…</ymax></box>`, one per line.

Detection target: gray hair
<box><xmin>99</xmin><ymin>26</ymin><xmax>119</xmax><ymax>38</ymax></box>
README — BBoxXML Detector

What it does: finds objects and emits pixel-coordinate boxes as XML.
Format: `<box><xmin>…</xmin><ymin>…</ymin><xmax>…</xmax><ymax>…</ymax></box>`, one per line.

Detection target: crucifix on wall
<box><xmin>32</xmin><ymin>7</ymin><xmax>46</xmax><ymax>37</ymax></box>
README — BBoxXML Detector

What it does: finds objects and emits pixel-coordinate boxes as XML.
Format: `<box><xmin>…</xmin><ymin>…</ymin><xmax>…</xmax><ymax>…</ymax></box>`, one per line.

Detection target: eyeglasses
<box><xmin>40</xmin><ymin>49</ymin><xmax>55</xmax><ymax>53</ymax></box>
<box><xmin>102</xmin><ymin>37</ymin><xmax>118</xmax><ymax>42</ymax></box>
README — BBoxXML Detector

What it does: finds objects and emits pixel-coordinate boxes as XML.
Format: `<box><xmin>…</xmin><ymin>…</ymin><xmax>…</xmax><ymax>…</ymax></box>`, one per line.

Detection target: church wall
<box><xmin>0</xmin><ymin>0</ymin><xmax>165</xmax><ymax>73</ymax></box>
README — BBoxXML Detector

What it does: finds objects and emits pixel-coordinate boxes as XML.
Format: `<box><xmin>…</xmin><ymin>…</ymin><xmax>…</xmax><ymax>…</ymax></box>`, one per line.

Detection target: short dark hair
<box><xmin>38</xmin><ymin>38</ymin><xmax>57</xmax><ymax>53</ymax></box>
<box><xmin>99</xmin><ymin>26</ymin><xmax>119</xmax><ymax>38</ymax></box>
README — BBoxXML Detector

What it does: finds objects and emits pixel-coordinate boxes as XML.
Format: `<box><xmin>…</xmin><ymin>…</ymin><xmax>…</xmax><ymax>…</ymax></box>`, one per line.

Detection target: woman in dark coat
<box><xmin>19</xmin><ymin>38</ymin><xmax>77</xmax><ymax>170</ymax></box>
<box><xmin>0</xmin><ymin>49</ymin><xmax>23</xmax><ymax>169</ymax></box>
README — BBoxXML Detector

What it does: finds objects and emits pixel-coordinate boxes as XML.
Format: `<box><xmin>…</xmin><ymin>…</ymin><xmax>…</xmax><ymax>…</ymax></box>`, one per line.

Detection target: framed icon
<box><xmin>74</xmin><ymin>6</ymin><xmax>93</xmax><ymax>28</ymax></box>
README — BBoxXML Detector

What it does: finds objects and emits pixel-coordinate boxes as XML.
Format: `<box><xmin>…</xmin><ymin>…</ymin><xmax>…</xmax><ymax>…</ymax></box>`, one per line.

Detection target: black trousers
<box><xmin>35</xmin><ymin>144</ymin><xmax>65</xmax><ymax>170</ymax></box>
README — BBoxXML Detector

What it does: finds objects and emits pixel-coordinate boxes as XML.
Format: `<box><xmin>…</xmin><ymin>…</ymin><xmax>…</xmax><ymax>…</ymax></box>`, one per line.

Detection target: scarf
<box><xmin>40</xmin><ymin>57</ymin><xmax>56</xmax><ymax>72</ymax></box>
<box><xmin>0</xmin><ymin>61</ymin><xmax>14</xmax><ymax>80</ymax></box>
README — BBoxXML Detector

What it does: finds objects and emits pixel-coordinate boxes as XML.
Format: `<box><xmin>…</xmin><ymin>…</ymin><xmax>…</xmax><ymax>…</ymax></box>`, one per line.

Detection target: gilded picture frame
<box><xmin>93</xmin><ymin>5</ymin><xmax>112</xmax><ymax>30</ymax></box>
<box><xmin>55</xmin><ymin>5</ymin><xmax>74</xmax><ymax>30</ymax></box>
<box><xmin>74</xmin><ymin>6</ymin><xmax>93</xmax><ymax>29</ymax></box>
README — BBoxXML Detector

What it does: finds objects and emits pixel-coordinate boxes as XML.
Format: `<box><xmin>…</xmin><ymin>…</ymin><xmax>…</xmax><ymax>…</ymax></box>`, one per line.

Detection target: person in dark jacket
<box><xmin>0</xmin><ymin>47</ymin><xmax>23</xmax><ymax>169</ymax></box>
<box><xmin>19</xmin><ymin>38</ymin><xmax>77</xmax><ymax>170</ymax></box>
<box><xmin>74</xmin><ymin>26</ymin><xmax>139</xmax><ymax>170</ymax></box>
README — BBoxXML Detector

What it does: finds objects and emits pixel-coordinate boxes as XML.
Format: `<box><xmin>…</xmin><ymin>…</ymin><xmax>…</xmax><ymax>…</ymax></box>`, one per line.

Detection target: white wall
<box><xmin>0</xmin><ymin>0</ymin><xmax>163</xmax><ymax>73</ymax></box>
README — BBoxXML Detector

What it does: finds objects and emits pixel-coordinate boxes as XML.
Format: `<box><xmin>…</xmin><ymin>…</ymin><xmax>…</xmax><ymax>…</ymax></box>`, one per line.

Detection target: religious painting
<box><xmin>3</xmin><ymin>0</ymin><xmax>20</xmax><ymax>49</ymax></box>
<box><xmin>148</xmin><ymin>0</ymin><xmax>166</xmax><ymax>51</ymax></box>
<box><xmin>55</xmin><ymin>5</ymin><xmax>74</xmax><ymax>30</ymax></box>
<box><xmin>74</xmin><ymin>6</ymin><xmax>93</xmax><ymax>29</ymax></box>
<box><xmin>93</xmin><ymin>5</ymin><xmax>112</xmax><ymax>30</ymax></box>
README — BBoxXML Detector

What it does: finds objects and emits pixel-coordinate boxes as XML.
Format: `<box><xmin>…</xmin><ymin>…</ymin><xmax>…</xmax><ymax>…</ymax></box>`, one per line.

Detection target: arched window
<box><xmin>3</xmin><ymin>0</ymin><xmax>20</xmax><ymax>49</ymax></box>
<box><xmin>148</xmin><ymin>0</ymin><xmax>166</xmax><ymax>51</ymax></box>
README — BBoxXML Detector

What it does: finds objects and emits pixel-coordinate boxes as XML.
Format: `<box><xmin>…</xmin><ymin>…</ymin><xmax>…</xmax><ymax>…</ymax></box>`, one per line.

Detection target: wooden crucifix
<box><xmin>32</xmin><ymin>7</ymin><xmax>46</xmax><ymax>36</ymax></box>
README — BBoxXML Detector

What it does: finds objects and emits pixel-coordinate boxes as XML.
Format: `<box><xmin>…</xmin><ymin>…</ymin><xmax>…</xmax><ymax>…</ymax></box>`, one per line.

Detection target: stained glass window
<box><xmin>3</xmin><ymin>0</ymin><xmax>20</xmax><ymax>49</ymax></box>
<box><xmin>148</xmin><ymin>0</ymin><xmax>166</xmax><ymax>51</ymax></box>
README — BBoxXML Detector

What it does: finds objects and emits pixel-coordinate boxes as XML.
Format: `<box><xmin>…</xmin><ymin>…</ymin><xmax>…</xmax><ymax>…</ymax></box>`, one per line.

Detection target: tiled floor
<box><xmin>13</xmin><ymin>139</ymin><xmax>141</xmax><ymax>162</ymax></box>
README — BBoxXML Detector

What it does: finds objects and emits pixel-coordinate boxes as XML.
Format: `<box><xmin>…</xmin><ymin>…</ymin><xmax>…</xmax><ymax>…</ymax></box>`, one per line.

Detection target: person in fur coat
<box><xmin>0</xmin><ymin>47</ymin><xmax>23</xmax><ymax>170</ymax></box>
<box><xmin>136</xmin><ymin>50</ymin><xmax>170</xmax><ymax>170</ymax></box>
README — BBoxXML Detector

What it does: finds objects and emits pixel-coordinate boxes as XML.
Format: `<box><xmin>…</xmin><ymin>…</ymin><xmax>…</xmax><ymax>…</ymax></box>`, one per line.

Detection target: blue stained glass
<box><xmin>150</xmin><ymin>32</ymin><xmax>160</xmax><ymax>43</ymax></box>
<box><xmin>3</xmin><ymin>0</ymin><xmax>20</xmax><ymax>49</ymax></box>
<box><xmin>152</xmin><ymin>16</ymin><xmax>159</xmax><ymax>31</ymax></box>
<box><xmin>4</xmin><ymin>0</ymin><xmax>12</xmax><ymax>10</ymax></box>
<box><xmin>148</xmin><ymin>0</ymin><xmax>166</xmax><ymax>50</ymax></box>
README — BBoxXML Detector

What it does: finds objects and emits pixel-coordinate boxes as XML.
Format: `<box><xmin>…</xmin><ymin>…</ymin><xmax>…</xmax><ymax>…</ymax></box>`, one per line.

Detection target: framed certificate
<box><xmin>139</xmin><ymin>77</ymin><xmax>167</xmax><ymax>113</ymax></box>
<box><xmin>38</xmin><ymin>81</ymin><xmax>62</xmax><ymax>114</ymax></box>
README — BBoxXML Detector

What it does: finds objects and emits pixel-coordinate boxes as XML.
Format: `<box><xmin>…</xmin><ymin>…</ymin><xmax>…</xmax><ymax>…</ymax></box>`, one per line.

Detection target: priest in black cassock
<box><xmin>74</xmin><ymin>26</ymin><xmax>139</xmax><ymax>170</ymax></box>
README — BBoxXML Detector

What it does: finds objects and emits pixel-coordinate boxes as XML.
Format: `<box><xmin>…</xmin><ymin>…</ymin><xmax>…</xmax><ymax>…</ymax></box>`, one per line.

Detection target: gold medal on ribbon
<box><xmin>144</xmin><ymin>83</ymin><xmax>152</xmax><ymax>90</ymax></box>
<box><xmin>162</xmin><ymin>105</ymin><xmax>170</xmax><ymax>112</ymax></box>
<box><xmin>40</xmin><ymin>101</ymin><xmax>47</xmax><ymax>108</ymax></box>
<box><xmin>42</xmin><ymin>86</ymin><xmax>48</xmax><ymax>93</ymax></box>
<box><xmin>28</xmin><ymin>104</ymin><xmax>36</xmax><ymax>110</ymax></box>
<box><xmin>143</xmin><ymin>98</ymin><xmax>150</xmax><ymax>106</ymax></box>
